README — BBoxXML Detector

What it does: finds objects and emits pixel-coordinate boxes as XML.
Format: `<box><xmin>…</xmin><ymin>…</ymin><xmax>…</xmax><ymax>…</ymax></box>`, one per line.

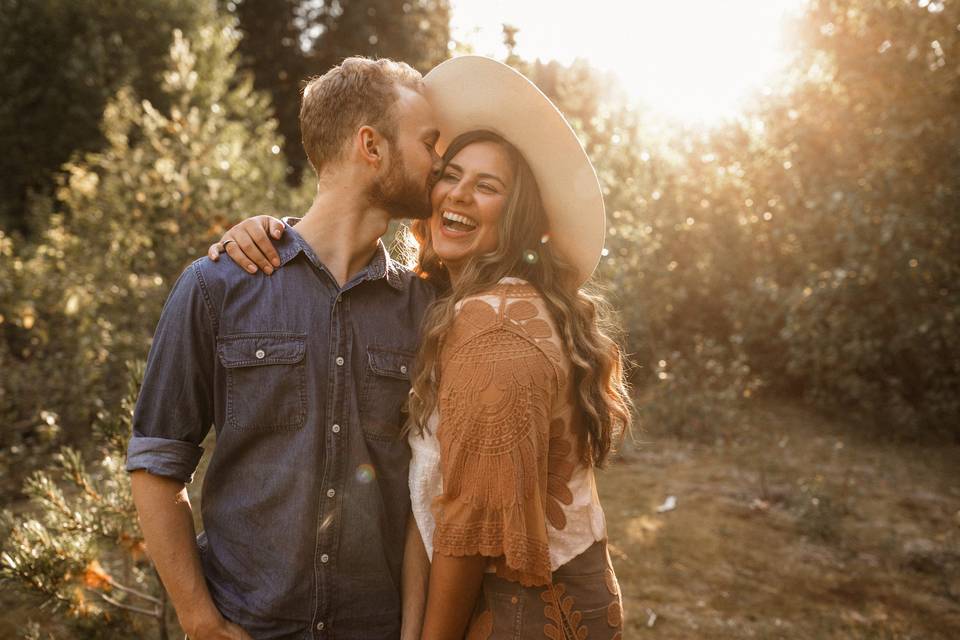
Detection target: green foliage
<box><xmin>794</xmin><ymin>475</ymin><xmax>846</xmax><ymax>542</ymax></box>
<box><xmin>0</xmin><ymin>18</ymin><xmax>301</xmax><ymax>442</ymax></box>
<box><xmin>1</xmin><ymin>363</ymin><xmax>170</xmax><ymax>639</ymax></box>
<box><xmin>766</xmin><ymin>0</ymin><xmax>960</xmax><ymax>437</ymax></box>
<box><xmin>0</xmin><ymin>0</ymin><xmax>212</xmax><ymax>234</ymax></box>
<box><xmin>532</xmin><ymin>0</ymin><xmax>959</xmax><ymax>439</ymax></box>
<box><xmin>638</xmin><ymin>338</ymin><xmax>764</xmax><ymax>441</ymax></box>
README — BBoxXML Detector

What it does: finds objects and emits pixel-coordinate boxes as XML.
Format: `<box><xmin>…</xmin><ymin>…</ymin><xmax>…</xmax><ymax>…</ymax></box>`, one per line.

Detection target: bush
<box><xmin>554</xmin><ymin>0</ymin><xmax>960</xmax><ymax>440</ymax></box>
<box><xmin>1</xmin><ymin>363</ymin><xmax>175</xmax><ymax>639</ymax></box>
<box><xmin>0</xmin><ymin>19</ymin><xmax>308</xmax><ymax>446</ymax></box>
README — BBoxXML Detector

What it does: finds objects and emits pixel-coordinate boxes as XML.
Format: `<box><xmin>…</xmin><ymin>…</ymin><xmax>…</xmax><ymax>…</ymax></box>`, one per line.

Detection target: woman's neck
<box><xmin>445</xmin><ymin>265</ymin><xmax>461</xmax><ymax>288</ymax></box>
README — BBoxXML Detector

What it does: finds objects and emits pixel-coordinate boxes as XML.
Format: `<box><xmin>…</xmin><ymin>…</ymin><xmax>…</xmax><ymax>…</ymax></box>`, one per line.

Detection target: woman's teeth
<box><xmin>442</xmin><ymin>211</ymin><xmax>477</xmax><ymax>232</ymax></box>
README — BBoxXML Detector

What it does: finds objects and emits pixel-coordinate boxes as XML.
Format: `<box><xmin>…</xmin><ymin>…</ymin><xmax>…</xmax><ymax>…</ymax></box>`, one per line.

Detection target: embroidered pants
<box><xmin>466</xmin><ymin>541</ymin><xmax>623</xmax><ymax>640</ymax></box>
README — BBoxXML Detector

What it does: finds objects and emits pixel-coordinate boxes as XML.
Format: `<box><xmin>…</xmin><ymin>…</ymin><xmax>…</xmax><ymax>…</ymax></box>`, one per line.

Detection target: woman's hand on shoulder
<box><xmin>207</xmin><ymin>215</ymin><xmax>285</xmax><ymax>275</ymax></box>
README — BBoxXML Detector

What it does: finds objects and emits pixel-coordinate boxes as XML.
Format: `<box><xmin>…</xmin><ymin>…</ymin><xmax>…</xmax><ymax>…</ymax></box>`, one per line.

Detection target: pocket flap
<box><xmin>367</xmin><ymin>347</ymin><xmax>413</xmax><ymax>380</ymax></box>
<box><xmin>218</xmin><ymin>333</ymin><xmax>306</xmax><ymax>368</ymax></box>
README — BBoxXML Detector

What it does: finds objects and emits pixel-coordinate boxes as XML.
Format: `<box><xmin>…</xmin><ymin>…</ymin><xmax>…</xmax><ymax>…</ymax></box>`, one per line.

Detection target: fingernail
<box><xmin>272</xmin><ymin>258</ymin><xmax>280</xmax><ymax>267</ymax></box>
<box><xmin>273</xmin><ymin>230</ymin><xmax>282</xmax><ymax>238</ymax></box>
<box><xmin>264</xmin><ymin>266</ymin><xmax>273</xmax><ymax>275</ymax></box>
<box><xmin>247</xmin><ymin>265</ymin><xmax>257</xmax><ymax>273</ymax></box>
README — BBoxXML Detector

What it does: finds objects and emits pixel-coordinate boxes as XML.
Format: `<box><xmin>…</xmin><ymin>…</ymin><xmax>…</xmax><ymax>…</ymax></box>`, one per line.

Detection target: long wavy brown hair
<box><xmin>406</xmin><ymin>130</ymin><xmax>633</xmax><ymax>466</ymax></box>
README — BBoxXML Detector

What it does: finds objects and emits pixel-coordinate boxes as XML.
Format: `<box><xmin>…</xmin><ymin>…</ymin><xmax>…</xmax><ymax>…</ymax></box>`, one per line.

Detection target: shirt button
<box><xmin>331</xmin><ymin>424</ymin><xmax>340</xmax><ymax>434</ymax></box>
<box><xmin>316</xmin><ymin>621</ymin><xmax>324</xmax><ymax>631</ymax></box>
<box><xmin>255</xmin><ymin>349</ymin><xmax>265</xmax><ymax>359</ymax></box>
<box><xmin>335</xmin><ymin>356</ymin><xmax>344</xmax><ymax>366</ymax></box>
<box><xmin>400</xmin><ymin>365</ymin><xmax>408</xmax><ymax>374</ymax></box>
<box><xmin>327</xmin><ymin>488</ymin><xmax>336</xmax><ymax>498</ymax></box>
<box><xmin>320</xmin><ymin>553</ymin><xmax>329</xmax><ymax>563</ymax></box>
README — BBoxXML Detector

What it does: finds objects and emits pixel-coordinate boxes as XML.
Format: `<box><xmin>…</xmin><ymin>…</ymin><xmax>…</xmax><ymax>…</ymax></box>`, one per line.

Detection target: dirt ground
<box><xmin>3</xmin><ymin>401</ymin><xmax>959</xmax><ymax>639</ymax></box>
<box><xmin>603</xmin><ymin>402</ymin><xmax>960</xmax><ymax>639</ymax></box>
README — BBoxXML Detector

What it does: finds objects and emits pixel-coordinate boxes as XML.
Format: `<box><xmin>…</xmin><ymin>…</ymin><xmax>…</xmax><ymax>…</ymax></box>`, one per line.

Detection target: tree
<box><xmin>588</xmin><ymin>0</ymin><xmax>960</xmax><ymax>438</ymax></box>
<box><xmin>0</xmin><ymin>16</ymin><xmax>306</xmax><ymax>448</ymax></box>
<box><xmin>761</xmin><ymin>0</ymin><xmax>960</xmax><ymax>436</ymax></box>
<box><xmin>501</xmin><ymin>1</ymin><xmax>960</xmax><ymax>439</ymax></box>
<box><xmin>217</xmin><ymin>0</ymin><xmax>310</xmax><ymax>184</ymax></box>
<box><xmin>0</xmin><ymin>0</ymin><xmax>210</xmax><ymax>235</ymax></box>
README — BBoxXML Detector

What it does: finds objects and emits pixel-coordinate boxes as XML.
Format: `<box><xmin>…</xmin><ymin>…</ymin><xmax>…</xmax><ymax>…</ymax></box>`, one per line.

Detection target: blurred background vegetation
<box><xmin>0</xmin><ymin>0</ymin><xmax>957</xmax><ymax>637</ymax></box>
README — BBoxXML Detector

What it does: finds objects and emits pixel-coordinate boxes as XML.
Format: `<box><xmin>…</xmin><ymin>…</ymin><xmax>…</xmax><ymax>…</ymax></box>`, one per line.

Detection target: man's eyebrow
<box><xmin>447</xmin><ymin>162</ymin><xmax>507</xmax><ymax>187</ymax></box>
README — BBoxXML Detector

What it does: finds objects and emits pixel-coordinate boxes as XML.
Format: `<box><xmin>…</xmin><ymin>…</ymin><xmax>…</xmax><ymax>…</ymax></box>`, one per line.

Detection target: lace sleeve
<box><xmin>431</xmin><ymin>300</ymin><xmax>560</xmax><ymax>587</ymax></box>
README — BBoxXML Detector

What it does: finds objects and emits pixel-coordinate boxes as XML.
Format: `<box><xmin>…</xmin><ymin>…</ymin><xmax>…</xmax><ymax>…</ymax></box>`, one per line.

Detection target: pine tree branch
<box><xmin>97</xmin><ymin>591</ymin><xmax>161</xmax><ymax>618</ymax></box>
<box><xmin>106</xmin><ymin>576</ymin><xmax>163</xmax><ymax>606</ymax></box>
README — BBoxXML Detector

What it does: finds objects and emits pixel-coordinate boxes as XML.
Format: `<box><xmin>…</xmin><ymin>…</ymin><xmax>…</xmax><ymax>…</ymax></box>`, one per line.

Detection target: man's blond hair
<box><xmin>300</xmin><ymin>57</ymin><xmax>423</xmax><ymax>175</ymax></box>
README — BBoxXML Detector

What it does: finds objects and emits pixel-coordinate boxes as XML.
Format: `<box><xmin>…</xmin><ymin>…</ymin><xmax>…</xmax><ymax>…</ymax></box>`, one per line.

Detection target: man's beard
<box><xmin>370</xmin><ymin>149</ymin><xmax>432</xmax><ymax>220</ymax></box>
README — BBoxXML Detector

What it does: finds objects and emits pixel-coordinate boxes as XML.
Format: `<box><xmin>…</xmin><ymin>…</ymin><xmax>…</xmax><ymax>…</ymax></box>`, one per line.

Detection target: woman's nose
<box><xmin>449</xmin><ymin>180</ymin><xmax>471</xmax><ymax>203</ymax></box>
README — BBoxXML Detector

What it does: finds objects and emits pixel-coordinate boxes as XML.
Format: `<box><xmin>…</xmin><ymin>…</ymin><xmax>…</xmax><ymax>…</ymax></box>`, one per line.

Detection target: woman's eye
<box><xmin>442</xmin><ymin>172</ymin><xmax>459</xmax><ymax>181</ymax></box>
<box><xmin>478</xmin><ymin>183</ymin><xmax>497</xmax><ymax>193</ymax></box>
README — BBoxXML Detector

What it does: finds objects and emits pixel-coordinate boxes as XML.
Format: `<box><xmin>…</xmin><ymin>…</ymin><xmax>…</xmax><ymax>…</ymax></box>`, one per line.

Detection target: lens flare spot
<box><xmin>355</xmin><ymin>464</ymin><xmax>376</xmax><ymax>484</ymax></box>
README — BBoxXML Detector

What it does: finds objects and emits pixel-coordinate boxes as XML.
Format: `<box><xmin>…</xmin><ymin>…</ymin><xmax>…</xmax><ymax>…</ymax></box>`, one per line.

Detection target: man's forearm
<box><xmin>130</xmin><ymin>471</ymin><xmax>224</xmax><ymax>637</ymax></box>
<box><xmin>400</xmin><ymin>513</ymin><xmax>430</xmax><ymax>640</ymax></box>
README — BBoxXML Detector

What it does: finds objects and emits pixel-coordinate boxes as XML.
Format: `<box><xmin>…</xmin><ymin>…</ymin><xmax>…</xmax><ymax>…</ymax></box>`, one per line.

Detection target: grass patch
<box><xmin>602</xmin><ymin>401</ymin><xmax>960</xmax><ymax>638</ymax></box>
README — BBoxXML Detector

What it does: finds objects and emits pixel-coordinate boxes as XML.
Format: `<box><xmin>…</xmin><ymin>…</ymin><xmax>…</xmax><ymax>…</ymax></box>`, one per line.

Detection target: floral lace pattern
<box><xmin>412</xmin><ymin>278</ymin><xmax>607</xmax><ymax>585</ymax></box>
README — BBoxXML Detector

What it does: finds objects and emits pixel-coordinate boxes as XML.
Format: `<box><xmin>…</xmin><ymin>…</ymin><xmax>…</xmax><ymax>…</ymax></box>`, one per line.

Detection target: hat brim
<box><xmin>423</xmin><ymin>56</ymin><xmax>605</xmax><ymax>286</ymax></box>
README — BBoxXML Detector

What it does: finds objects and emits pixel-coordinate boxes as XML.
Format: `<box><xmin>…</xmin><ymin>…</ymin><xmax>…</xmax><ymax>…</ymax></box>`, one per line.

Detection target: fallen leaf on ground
<box><xmin>655</xmin><ymin>495</ymin><xmax>677</xmax><ymax>513</ymax></box>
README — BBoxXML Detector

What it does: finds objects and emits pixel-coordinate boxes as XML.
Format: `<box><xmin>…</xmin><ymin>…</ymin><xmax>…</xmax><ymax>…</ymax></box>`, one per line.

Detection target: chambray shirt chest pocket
<box><xmin>359</xmin><ymin>346</ymin><xmax>415</xmax><ymax>440</ymax></box>
<box><xmin>217</xmin><ymin>332</ymin><xmax>307</xmax><ymax>431</ymax></box>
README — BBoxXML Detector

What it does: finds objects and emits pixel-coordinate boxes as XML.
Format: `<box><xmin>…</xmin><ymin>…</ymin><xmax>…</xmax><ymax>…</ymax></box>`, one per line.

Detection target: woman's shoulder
<box><xmin>491</xmin><ymin>276</ymin><xmax>542</xmax><ymax>298</ymax></box>
<box><xmin>448</xmin><ymin>278</ymin><xmax>565</xmax><ymax>365</ymax></box>
<box><xmin>454</xmin><ymin>277</ymin><xmax>544</xmax><ymax>310</ymax></box>
<box><xmin>453</xmin><ymin>277</ymin><xmax>549</xmax><ymax>324</ymax></box>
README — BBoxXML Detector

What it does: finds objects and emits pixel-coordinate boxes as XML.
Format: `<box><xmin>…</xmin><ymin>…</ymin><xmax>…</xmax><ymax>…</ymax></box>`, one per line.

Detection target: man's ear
<box><xmin>357</xmin><ymin>125</ymin><xmax>384</xmax><ymax>168</ymax></box>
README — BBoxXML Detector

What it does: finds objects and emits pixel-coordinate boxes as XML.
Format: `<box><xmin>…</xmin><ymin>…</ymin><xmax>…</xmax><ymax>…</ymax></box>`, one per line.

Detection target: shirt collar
<box><xmin>277</xmin><ymin>220</ymin><xmax>406</xmax><ymax>291</ymax></box>
<box><xmin>365</xmin><ymin>239</ymin><xmax>407</xmax><ymax>291</ymax></box>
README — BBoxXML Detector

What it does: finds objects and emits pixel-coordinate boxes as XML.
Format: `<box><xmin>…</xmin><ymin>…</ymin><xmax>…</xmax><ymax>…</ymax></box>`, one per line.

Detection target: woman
<box><xmin>212</xmin><ymin>57</ymin><xmax>632</xmax><ymax>639</ymax></box>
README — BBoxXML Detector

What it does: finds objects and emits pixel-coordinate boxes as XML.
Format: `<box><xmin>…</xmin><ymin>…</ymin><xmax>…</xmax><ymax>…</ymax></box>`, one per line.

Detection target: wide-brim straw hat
<box><xmin>423</xmin><ymin>55</ymin><xmax>605</xmax><ymax>286</ymax></box>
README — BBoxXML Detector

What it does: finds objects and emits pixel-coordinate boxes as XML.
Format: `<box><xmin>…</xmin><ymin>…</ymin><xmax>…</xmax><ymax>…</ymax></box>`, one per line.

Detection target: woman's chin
<box><xmin>433</xmin><ymin>235</ymin><xmax>467</xmax><ymax>260</ymax></box>
<box><xmin>435</xmin><ymin>249</ymin><xmax>465</xmax><ymax>268</ymax></box>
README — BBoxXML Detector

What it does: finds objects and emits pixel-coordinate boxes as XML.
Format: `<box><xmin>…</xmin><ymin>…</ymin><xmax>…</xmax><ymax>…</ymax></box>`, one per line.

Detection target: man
<box><xmin>126</xmin><ymin>57</ymin><xmax>441</xmax><ymax>639</ymax></box>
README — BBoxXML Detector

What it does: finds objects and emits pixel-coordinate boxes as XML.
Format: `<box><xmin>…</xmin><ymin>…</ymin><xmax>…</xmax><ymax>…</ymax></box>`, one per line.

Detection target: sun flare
<box><xmin>452</xmin><ymin>0</ymin><xmax>808</xmax><ymax>123</ymax></box>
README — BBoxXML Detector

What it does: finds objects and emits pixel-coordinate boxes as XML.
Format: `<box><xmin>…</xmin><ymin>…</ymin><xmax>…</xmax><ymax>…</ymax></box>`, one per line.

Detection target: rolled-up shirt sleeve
<box><xmin>126</xmin><ymin>261</ymin><xmax>216</xmax><ymax>483</ymax></box>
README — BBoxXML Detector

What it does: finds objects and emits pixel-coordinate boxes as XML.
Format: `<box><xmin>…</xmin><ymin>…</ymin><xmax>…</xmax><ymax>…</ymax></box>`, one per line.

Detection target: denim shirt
<box><xmin>126</xmin><ymin>223</ymin><xmax>435</xmax><ymax>639</ymax></box>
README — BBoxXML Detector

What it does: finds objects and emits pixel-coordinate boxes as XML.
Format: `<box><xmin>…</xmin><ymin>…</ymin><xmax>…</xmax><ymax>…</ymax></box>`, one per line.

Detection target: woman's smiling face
<box><xmin>429</xmin><ymin>141</ymin><xmax>515</xmax><ymax>279</ymax></box>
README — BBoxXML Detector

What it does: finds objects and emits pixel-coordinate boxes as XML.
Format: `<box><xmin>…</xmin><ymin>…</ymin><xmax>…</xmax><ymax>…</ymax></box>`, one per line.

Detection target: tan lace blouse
<box><xmin>409</xmin><ymin>277</ymin><xmax>607</xmax><ymax>587</ymax></box>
